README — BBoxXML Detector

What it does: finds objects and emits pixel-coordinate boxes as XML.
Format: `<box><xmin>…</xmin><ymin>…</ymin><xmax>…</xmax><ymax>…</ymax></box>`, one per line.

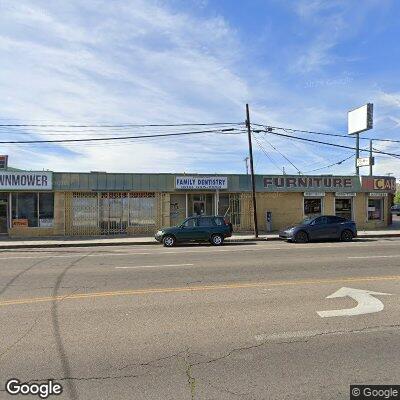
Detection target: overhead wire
<box><xmin>254</xmin><ymin>128</ymin><xmax>400</xmax><ymax>159</ymax></box>
<box><xmin>251</xmin><ymin>123</ymin><xmax>400</xmax><ymax>144</ymax></box>
<box><xmin>0</xmin><ymin>127</ymin><xmax>244</xmax><ymax>145</ymax></box>
<box><xmin>252</xmin><ymin>134</ymin><xmax>283</xmax><ymax>173</ymax></box>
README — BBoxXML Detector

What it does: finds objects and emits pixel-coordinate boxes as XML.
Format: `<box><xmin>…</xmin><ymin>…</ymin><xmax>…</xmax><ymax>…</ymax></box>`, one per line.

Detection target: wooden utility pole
<box><xmin>369</xmin><ymin>139</ymin><xmax>373</xmax><ymax>176</ymax></box>
<box><xmin>245</xmin><ymin>104</ymin><xmax>259</xmax><ymax>238</ymax></box>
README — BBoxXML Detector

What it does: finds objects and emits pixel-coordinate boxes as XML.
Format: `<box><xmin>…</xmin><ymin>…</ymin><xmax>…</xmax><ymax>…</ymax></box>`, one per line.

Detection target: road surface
<box><xmin>1</xmin><ymin>237</ymin><xmax>400</xmax><ymax>399</ymax></box>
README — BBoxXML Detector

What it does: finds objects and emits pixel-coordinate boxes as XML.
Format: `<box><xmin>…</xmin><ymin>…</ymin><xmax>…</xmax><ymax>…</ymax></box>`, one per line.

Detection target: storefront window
<box><xmin>129</xmin><ymin>194</ymin><xmax>155</xmax><ymax>226</ymax></box>
<box><xmin>72</xmin><ymin>194</ymin><xmax>98</xmax><ymax>227</ymax></box>
<box><xmin>304</xmin><ymin>198</ymin><xmax>322</xmax><ymax>219</ymax></box>
<box><xmin>12</xmin><ymin>193</ymin><xmax>38</xmax><ymax>227</ymax></box>
<box><xmin>335</xmin><ymin>198</ymin><xmax>352</xmax><ymax>220</ymax></box>
<box><xmin>368</xmin><ymin>198</ymin><xmax>383</xmax><ymax>220</ymax></box>
<box><xmin>11</xmin><ymin>192</ymin><xmax>55</xmax><ymax>228</ymax></box>
<box><xmin>39</xmin><ymin>193</ymin><xmax>54</xmax><ymax>227</ymax></box>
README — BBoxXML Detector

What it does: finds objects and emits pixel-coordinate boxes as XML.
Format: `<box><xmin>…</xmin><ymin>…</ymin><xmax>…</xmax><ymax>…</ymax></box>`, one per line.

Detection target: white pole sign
<box><xmin>317</xmin><ymin>287</ymin><xmax>391</xmax><ymax>318</ymax></box>
<box><xmin>348</xmin><ymin>103</ymin><xmax>373</xmax><ymax>135</ymax></box>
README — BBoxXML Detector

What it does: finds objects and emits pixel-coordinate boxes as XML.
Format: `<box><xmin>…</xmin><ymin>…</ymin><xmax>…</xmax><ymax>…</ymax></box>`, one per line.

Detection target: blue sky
<box><xmin>0</xmin><ymin>0</ymin><xmax>399</xmax><ymax>176</ymax></box>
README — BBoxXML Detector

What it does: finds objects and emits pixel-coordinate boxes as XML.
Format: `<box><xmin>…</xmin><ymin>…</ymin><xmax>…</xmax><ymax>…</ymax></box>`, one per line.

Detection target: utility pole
<box><xmin>244</xmin><ymin>157</ymin><xmax>249</xmax><ymax>175</ymax></box>
<box><xmin>369</xmin><ymin>139</ymin><xmax>373</xmax><ymax>176</ymax></box>
<box><xmin>245</xmin><ymin>103</ymin><xmax>259</xmax><ymax>238</ymax></box>
<box><xmin>355</xmin><ymin>133</ymin><xmax>360</xmax><ymax>175</ymax></box>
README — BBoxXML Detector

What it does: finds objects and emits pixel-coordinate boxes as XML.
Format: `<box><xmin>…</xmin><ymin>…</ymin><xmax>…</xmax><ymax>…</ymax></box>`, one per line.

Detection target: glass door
<box><xmin>0</xmin><ymin>202</ymin><xmax>8</xmax><ymax>234</ymax></box>
<box><xmin>193</xmin><ymin>200</ymin><xmax>205</xmax><ymax>216</ymax></box>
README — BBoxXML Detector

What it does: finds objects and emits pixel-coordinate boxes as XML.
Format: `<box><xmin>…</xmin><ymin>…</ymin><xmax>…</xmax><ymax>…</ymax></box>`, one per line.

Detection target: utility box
<box><xmin>265</xmin><ymin>211</ymin><xmax>272</xmax><ymax>232</ymax></box>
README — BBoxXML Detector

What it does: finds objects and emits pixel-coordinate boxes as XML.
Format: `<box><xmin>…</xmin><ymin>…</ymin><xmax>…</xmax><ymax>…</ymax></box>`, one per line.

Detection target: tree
<box><xmin>395</xmin><ymin>191</ymin><xmax>400</xmax><ymax>204</ymax></box>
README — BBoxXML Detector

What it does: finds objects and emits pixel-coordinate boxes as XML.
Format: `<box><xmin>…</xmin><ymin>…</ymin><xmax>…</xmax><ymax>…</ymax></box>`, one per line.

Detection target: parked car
<box><xmin>155</xmin><ymin>215</ymin><xmax>233</xmax><ymax>247</ymax></box>
<box><xmin>391</xmin><ymin>204</ymin><xmax>400</xmax><ymax>216</ymax></box>
<box><xmin>279</xmin><ymin>215</ymin><xmax>357</xmax><ymax>243</ymax></box>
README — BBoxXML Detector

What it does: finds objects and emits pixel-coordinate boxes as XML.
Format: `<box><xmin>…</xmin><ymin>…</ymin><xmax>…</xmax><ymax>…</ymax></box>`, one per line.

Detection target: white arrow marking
<box><xmin>317</xmin><ymin>287</ymin><xmax>392</xmax><ymax>318</ymax></box>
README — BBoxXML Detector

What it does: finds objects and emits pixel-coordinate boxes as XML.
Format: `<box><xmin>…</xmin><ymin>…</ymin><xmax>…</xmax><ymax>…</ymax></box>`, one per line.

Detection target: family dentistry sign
<box><xmin>0</xmin><ymin>171</ymin><xmax>52</xmax><ymax>190</ymax></box>
<box><xmin>175</xmin><ymin>176</ymin><xmax>228</xmax><ymax>190</ymax></box>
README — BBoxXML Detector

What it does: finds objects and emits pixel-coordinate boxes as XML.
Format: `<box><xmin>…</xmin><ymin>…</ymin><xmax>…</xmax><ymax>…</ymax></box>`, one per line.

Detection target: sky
<box><xmin>0</xmin><ymin>0</ymin><xmax>399</xmax><ymax>177</ymax></box>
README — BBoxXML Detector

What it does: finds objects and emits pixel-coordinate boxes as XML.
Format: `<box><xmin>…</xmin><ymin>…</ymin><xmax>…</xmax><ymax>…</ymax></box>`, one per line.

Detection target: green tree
<box><xmin>395</xmin><ymin>191</ymin><xmax>400</xmax><ymax>204</ymax></box>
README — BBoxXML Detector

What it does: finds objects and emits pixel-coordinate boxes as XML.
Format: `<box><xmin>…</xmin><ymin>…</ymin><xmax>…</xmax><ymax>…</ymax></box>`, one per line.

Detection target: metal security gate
<box><xmin>100</xmin><ymin>192</ymin><xmax>129</xmax><ymax>235</ymax></box>
<box><xmin>218</xmin><ymin>193</ymin><xmax>242</xmax><ymax>229</ymax></box>
<box><xmin>66</xmin><ymin>191</ymin><xmax>159</xmax><ymax>236</ymax></box>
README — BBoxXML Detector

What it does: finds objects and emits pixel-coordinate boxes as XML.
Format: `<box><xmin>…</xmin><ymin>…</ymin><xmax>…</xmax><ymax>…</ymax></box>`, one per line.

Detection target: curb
<box><xmin>0</xmin><ymin>233</ymin><xmax>398</xmax><ymax>249</ymax></box>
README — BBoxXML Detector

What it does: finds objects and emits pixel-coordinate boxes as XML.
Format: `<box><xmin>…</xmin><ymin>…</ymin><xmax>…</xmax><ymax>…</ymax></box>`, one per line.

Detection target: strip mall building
<box><xmin>0</xmin><ymin>163</ymin><xmax>397</xmax><ymax>238</ymax></box>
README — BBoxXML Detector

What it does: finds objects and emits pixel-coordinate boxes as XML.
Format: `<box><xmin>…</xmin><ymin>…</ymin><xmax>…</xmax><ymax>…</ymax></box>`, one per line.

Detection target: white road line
<box><xmin>254</xmin><ymin>325</ymin><xmax>400</xmax><ymax>342</ymax></box>
<box><xmin>0</xmin><ymin>253</ymin><xmax>151</xmax><ymax>260</ymax></box>
<box><xmin>0</xmin><ymin>241</ymin><xmax>399</xmax><ymax>260</ymax></box>
<box><xmin>115</xmin><ymin>263</ymin><xmax>194</xmax><ymax>269</ymax></box>
<box><xmin>348</xmin><ymin>255</ymin><xmax>400</xmax><ymax>259</ymax></box>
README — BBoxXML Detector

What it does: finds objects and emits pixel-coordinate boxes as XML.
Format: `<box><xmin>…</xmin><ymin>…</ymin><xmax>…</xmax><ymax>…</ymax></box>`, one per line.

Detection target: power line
<box><xmin>254</xmin><ymin>128</ymin><xmax>400</xmax><ymax>158</ymax></box>
<box><xmin>0</xmin><ymin>128</ymin><xmax>241</xmax><ymax>144</ymax></box>
<box><xmin>304</xmin><ymin>154</ymin><xmax>354</xmax><ymax>173</ymax></box>
<box><xmin>0</xmin><ymin>123</ymin><xmax>242</xmax><ymax>135</ymax></box>
<box><xmin>0</xmin><ymin>122</ymin><xmax>242</xmax><ymax>128</ymax></box>
<box><xmin>252</xmin><ymin>134</ymin><xmax>283</xmax><ymax>172</ymax></box>
<box><xmin>256</xmin><ymin>133</ymin><xmax>302</xmax><ymax>174</ymax></box>
<box><xmin>252</xmin><ymin>123</ymin><xmax>400</xmax><ymax>144</ymax></box>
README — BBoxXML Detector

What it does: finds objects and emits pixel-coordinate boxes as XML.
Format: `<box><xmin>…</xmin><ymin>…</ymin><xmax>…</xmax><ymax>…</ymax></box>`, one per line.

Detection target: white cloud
<box><xmin>0</xmin><ymin>0</ymin><xmax>398</xmax><ymax>177</ymax></box>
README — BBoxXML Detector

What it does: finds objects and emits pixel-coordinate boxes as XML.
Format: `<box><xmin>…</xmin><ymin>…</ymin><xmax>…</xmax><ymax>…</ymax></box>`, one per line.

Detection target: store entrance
<box><xmin>0</xmin><ymin>202</ymin><xmax>8</xmax><ymax>234</ymax></box>
<box><xmin>193</xmin><ymin>200</ymin><xmax>205</xmax><ymax>216</ymax></box>
<box><xmin>190</xmin><ymin>194</ymin><xmax>213</xmax><ymax>216</ymax></box>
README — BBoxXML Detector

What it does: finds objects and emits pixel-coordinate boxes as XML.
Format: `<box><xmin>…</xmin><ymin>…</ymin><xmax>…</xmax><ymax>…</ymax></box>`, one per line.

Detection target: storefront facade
<box><xmin>0</xmin><ymin>167</ymin><xmax>396</xmax><ymax>238</ymax></box>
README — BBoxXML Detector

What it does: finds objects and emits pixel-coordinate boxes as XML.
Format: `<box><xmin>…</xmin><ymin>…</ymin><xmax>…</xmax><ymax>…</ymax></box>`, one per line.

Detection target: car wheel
<box><xmin>294</xmin><ymin>231</ymin><xmax>308</xmax><ymax>243</ymax></box>
<box><xmin>163</xmin><ymin>235</ymin><xmax>176</xmax><ymax>247</ymax></box>
<box><xmin>210</xmin><ymin>234</ymin><xmax>224</xmax><ymax>246</ymax></box>
<box><xmin>341</xmin><ymin>230</ymin><xmax>353</xmax><ymax>242</ymax></box>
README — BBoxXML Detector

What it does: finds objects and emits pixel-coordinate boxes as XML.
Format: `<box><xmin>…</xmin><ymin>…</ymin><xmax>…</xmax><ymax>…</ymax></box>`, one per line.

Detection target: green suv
<box><xmin>155</xmin><ymin>216</ymin><xmax>233</xmax><ymax>247</ymax></box>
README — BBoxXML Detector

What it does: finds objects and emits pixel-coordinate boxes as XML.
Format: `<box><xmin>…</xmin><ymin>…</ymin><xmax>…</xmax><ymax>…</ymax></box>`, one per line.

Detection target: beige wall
<box><xmin>9</xmin><ymin>227</ymin><xmax>54</xmax><ymax>238</ymax></box>
<box><xmin>254</xmin><ymin>192</ymin><xmax>304</xmax><ymax>232</ymax></box>
<box><xmin>6</xmin><ymin>190</ymin><xmax>394</xmax><ymax>238</ymax></box>
<box><xmin>53</xmin><ymin>192</ymin><xmax>65</xmax><ymax>235</ymax></box>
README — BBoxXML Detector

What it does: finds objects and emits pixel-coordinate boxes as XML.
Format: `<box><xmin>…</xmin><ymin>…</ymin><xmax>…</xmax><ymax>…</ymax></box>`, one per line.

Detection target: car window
<box><xmin>214</xmin><ymin>217</ymin><xmax>224</xmax><ymax>226</ymax></box>
<box><xmin>314</xmin><ymin>216</ymin><xmax>328</xmax><ymax>225</ymax></box>
<box><xmin>198</xmin><ymin>217</ymin><xmax>215</xmax><ymax>227</ymax></box>
<box><xmin>327</xmin><ymin>216</ymin><xmax>345</xmax><ymax>224</ymax></box>
<box><xmin>183</xmin><ymin>218</ymin><xmax>197</xmax><ymax>227</ymax></box>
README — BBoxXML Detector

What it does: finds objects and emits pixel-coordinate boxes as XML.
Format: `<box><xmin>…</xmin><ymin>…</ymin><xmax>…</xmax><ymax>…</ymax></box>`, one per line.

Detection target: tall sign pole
<box><xmin>369</xmin><ymin>139</ymin><xmax>373</xmax><ymax>176</ymax></box>
<box><xmin>245</xmin><ymin>104</ymin><xmax>259</xmax><ymax>238</ymax></box>
<box><xmin>355</xmin><ymin>133</ymin><xmax>360</xmax><ymax>175</ymax></box>
<box><xmin>348</xmin><ymin>103</ymin><xmax>373</xmax><ymax>176</ymax></box>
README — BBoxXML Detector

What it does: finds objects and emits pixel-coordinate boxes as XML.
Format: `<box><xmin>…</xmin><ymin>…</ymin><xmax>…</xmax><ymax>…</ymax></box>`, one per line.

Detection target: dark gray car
<box><xmin>279</xmin><ymin>215</ymin><xmax>357</xmax><ymax>243</ymax></box>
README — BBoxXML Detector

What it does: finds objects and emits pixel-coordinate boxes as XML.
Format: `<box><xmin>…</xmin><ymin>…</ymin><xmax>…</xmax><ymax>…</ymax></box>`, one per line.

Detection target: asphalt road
<box><xmin>0</xmin><ymin>237</ymin><xmax>400</xmax><ymax>400</ymax></box>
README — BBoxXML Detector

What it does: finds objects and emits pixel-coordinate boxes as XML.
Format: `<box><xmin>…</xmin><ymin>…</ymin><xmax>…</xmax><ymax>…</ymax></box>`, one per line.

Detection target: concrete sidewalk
<box><xmin>0</xmin><ymin>230</ymin><xmax>399</xmax><ymax>249</ymax></box>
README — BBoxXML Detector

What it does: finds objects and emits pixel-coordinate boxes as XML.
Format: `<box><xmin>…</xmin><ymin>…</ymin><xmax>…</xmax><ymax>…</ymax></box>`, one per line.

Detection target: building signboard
<box><xmin>175</xmin><ymin>176</ymin><xmax>228</xmax><ymax>190</ymax></box>
<box><xmin>369</xmin><ymin>192</ymin><xmax>388</xmax><ymax>197</ymax></box>
<box><xmin>362</xmin><ymin>177</ymin><xmax>396</xmax><ymax>192</ymax></box>
<box><xmin>0</xmin><ymin>171</ymin><xmax>52</xmax><ymax>190</ymax></box>
<box><xmin>304</xmin><ymin>192</ymin><xmax>325</xmax><ymax>197</ymax></box>
<box><xmin>0</xmin><ymin>155</ymin><xmax>8</xmax><ymax>170</ymax></box>
<box><xmin>263</xmin><ymin>176</ymin><xmax>357</xmax><ymax>192</ymax></box>
<box><xmin>335</xmin><ymin>192</ymin><xmax>357</xmax><ymax>197</ymax></box>
<box><xmin>356</xmin><ymin>157</ymin><xmax>374</xmax><ymax>167</ymax></box>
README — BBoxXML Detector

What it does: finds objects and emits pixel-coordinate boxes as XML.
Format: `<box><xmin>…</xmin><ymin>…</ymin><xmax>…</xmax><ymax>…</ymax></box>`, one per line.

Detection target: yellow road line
<box><xmin>0</xmin><ymin>275</ymin><xmax>399</xmax><ymax>308</ymax></box>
